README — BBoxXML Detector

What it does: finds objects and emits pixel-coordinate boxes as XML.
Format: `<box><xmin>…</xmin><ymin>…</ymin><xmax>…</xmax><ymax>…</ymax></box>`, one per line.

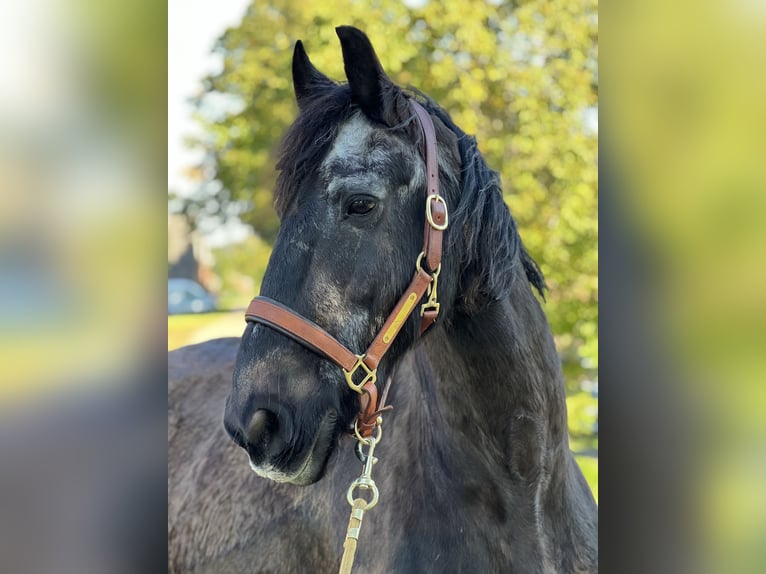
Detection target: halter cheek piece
<box><xmin>245</xmin><ymin>100</ymin><xmax>447</xmax><ymax>438</ymax></box>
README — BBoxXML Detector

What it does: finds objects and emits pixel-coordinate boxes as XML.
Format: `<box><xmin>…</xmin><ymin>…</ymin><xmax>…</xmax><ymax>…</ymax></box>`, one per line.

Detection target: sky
<box><xmin>168</xmin><ymin>0</ymin><xmax>251</xmax><ymax>198</ymax></box>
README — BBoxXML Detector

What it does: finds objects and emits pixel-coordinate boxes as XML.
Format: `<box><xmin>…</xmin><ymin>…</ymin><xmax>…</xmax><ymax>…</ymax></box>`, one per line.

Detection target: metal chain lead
<box><xmin>338</xmin><ymin>417</ymin><xmax>383</xmax><ymax>574</ymax></box>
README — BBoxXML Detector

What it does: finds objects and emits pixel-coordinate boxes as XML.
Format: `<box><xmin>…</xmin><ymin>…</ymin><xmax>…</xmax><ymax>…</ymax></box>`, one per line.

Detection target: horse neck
<box><xmin>395</xmin><ymin>269</ymin><xmax>570</xmax><ymax>470</ymax></box>
<box><xmin>377</xmin><ymin>269</ymin><xmax>597</xmax><ymax>569</ymax></box>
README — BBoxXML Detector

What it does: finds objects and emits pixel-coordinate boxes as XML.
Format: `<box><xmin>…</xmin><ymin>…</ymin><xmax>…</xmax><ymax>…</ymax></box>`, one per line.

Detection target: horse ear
<box><xmin>292</xmin><ymin>40</ymin><xmax>335</xmax><ymax>110</ymax></box>
<box><xmin>335</xmin><ymin>26</ymin><xmax>391</xmax><ymax>124</ymax></box>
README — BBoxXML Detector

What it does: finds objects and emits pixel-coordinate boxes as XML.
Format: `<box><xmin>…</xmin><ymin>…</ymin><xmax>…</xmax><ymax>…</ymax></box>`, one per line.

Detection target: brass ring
<box><xmin>415</xmin><ymin>251</ymin><xmax>426</xmax><ymax>273</ymax></box>
<box><xmin>354</xmin><ymin>417</ymin><xmax>383</xmax><ymax>445</ymax></box>
<box><xmin>416</xmin><ymin>251</ymin><xmax>442</xmax><ymax>277</ymax></box>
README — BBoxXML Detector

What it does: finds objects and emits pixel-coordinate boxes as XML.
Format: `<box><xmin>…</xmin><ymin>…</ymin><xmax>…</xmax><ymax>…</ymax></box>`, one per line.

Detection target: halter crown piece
<box><xmin>244</xmin><ymin>99</ymin><xmax>447</xmax><ymax>438</ymax></box>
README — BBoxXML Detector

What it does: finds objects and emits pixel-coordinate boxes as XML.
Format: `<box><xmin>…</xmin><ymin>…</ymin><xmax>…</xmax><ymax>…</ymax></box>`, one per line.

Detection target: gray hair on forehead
<box><xmin>320</xmin><ymin>112</ymin><xmax>425</xmax><ymax>197</ymax></box>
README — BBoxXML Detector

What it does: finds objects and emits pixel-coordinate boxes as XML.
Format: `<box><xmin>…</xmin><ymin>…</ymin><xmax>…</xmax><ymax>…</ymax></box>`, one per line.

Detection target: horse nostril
<box><xmin>247</xmin><ymin>408</ymin><xmax>275</xmax><ymax>444</ymax></box>
<box><xmin>245</xmin><ymin>408</ymin><xmax>288</xmax><ymax>461</ymax></box>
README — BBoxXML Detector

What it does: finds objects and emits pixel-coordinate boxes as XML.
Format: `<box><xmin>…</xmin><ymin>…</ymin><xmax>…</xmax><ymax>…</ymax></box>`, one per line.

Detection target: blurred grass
<box><xmin>167</xmin><ymin>310</ymin><xmax>244</xmax><ymax>351</ymax></box>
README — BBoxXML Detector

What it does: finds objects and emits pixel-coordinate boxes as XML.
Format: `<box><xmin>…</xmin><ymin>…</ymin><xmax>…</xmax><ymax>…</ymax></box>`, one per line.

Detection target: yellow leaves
<box><xmin>274</xmin><ymin>32</ymin><xmax>291</xmax><ymax>51</ymax></box>
<box><xmin>487</xmin><ymin>67</ymin><xmax>504</xmax><ymax>82</ymax></box>
<box><xmin>454</xmin><ymin>108</ymin><xmax>479</xmax><ymax>138</ymax></box>
<box><xmin>462</xmin><ymin>80</ymin><xmax>487</xmax><ymax>103</ymax></box>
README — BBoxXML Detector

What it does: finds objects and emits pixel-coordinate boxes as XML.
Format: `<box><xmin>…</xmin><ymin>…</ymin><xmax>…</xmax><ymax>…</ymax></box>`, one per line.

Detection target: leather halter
<box><xmin>245</xmin><ymin>99</ymin><xmax>447</xmax><ymax>437</ymax></box>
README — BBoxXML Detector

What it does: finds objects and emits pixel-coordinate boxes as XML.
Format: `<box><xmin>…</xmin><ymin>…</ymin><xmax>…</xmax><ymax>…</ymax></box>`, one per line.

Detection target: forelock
<box><xmin>274</xmin><ymin>85</ymin><xmax>354</xmax><ymax>216</ymax></box>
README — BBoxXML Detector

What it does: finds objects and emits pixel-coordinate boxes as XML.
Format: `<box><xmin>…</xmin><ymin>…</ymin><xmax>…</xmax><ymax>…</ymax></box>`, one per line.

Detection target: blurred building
<box><xmin>167</xmin><ymin>214</ymin><xmax>215</xmax><ymax>291</ymax></box>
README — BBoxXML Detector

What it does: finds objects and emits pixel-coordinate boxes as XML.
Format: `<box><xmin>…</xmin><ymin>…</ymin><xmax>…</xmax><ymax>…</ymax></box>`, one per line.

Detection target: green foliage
<box><xmin>567</xmin><ymin>391</ymin><xmax>599</xmax><ymax>454</ymax></box>
<box><xmin>184</xmin><ymin>0</ymin><xmax>597</xmax><ymax>392</ymax></box>
<box><xmin>211</xmin><ymin>235</ymin><xmax>272</xmax><ymax>310</ymax></box>
<box><xmin>575</xmin><ymin>455</ymin><xmax>598</xmax><ymax>502</ymax></box>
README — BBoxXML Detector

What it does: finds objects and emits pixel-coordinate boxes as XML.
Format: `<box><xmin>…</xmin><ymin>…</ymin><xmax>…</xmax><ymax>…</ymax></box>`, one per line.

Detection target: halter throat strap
<box><xmin>244</xmin><ymin>99</ymin><xmax>447</xmax><ymax>436</ymax></box>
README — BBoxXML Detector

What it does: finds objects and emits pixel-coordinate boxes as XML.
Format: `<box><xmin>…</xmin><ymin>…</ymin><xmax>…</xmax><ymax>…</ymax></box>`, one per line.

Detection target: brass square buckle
<box><xmin>425</xmin><ymin>194</ymin><xmax>448</xmax><ymax>231</ymax></box>
<box><xmin>343</xmin><ymin>355</ymin><xmax>377</xmax><ymax>393</ymax></box>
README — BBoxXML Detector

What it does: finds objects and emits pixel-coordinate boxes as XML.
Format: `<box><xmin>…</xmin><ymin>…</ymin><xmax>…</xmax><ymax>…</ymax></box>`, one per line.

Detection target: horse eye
<box><xmin>346</xmin><ymin>197</ymin><xmax>377</xmax><ymax>216</ymax></box>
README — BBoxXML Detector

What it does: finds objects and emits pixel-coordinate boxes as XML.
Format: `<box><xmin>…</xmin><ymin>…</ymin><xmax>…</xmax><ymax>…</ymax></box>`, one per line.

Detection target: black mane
<box><xmin>274</xmin><ymin>83</ymin><xmax>545</xmax><ymax>300</ymax></box>
<box><xmin>421</xmin><ymin>95</ymin><xmax>546</xmax><ymax>300</ymax></box>
<box><xmin>274</xmin><ymin>83</ymin><xmax>352</xmax><ymax>216</ymax></box>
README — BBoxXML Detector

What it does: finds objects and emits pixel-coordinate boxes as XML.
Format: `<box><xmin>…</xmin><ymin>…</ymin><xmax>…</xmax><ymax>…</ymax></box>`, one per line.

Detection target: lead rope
<box><xmin>338</xmin><ymin>418</ymin><xmax>383</xmax><ymax>574</ymax></box>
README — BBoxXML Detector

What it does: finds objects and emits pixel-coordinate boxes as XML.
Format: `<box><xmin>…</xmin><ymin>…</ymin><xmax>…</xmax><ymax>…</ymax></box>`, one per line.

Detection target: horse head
<box><xmin>224</xmin><ymin>26</ymin><xmax>540</xmax><ymax>486</ymax></box>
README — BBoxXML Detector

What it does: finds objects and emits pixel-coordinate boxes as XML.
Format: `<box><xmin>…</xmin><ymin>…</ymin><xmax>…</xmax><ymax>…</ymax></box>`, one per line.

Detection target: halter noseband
<box><xmin>244</xmin><ymin>100</ymin><xmax>447</xmax><ymax>437</ymax></box>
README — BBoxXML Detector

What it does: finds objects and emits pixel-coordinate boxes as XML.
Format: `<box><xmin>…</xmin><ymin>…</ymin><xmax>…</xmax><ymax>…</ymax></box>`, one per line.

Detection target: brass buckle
<box><xmin>343</xmin><ymin>355</ymin><xmax>377</xmax><ymax>393</ymax></box>
<box><xmin>425</xmin><ymin>194</ymin><xmax>448</xmax><ymax>231</ymax></box>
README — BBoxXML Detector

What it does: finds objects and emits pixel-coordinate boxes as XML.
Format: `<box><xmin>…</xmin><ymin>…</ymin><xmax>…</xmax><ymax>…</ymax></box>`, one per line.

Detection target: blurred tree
<box><xmin>180</xmin><ymin>0</ymin><xmax>598</xmax><ymax>389</ymax></box>
<box><xmin>211</xmin><ymin>234</ymin><xmax>272</xmax><ymax>311</ymax></box>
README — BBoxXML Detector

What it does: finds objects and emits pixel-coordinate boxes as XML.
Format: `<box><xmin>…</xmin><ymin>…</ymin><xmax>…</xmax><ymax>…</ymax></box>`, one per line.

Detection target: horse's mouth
<box><xmin>248</xmin><ymin>410</ymin><xmax>338</xmax><ymax>486</ymax></box>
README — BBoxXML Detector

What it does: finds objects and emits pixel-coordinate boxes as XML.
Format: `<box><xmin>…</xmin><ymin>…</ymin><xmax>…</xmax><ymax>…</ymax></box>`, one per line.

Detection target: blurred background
<box><xmin>167</xmin><ymin>0</ymin><xmax>599</xmax><ymax>493</ymax></box>
<box><xmin>0</xmin><ymin>1</ymin><xmax>167</xmax><ymax>573</ymax></box>
<box><xmin>603</xmin><ymin>1</ymin><xmax>766</xmax><ymax>571</ymax></box>
<box><xmin>0</xmin><ymin>0</ymin><xmax>763</xmax><ymax>572</ymax></box>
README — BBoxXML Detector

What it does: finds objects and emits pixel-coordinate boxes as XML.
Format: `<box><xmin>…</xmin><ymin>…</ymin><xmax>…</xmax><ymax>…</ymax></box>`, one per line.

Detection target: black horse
<box><xmin>169</xmin><ymin>26</ymin><xmax>597</xmax><ymax>573</ymax></box>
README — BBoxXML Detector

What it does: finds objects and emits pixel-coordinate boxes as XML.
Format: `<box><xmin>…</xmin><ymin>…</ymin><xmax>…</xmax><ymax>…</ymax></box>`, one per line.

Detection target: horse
<box><xmin>168</xmin><ymin>26</ymin><xmax>597</xmax><ymax>573</ymax></box>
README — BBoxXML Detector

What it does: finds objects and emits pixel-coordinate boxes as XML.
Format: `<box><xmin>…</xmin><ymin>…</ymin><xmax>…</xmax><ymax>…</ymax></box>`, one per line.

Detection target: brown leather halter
<box><xmin>245</xmin><ymin>100</ymin><xmax>447</xmax><ymax>438</ymax></box>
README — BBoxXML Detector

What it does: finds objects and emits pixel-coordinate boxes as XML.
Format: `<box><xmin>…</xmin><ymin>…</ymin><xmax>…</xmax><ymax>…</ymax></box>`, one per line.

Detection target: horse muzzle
<box><xmin>224</xmin><ymin>402</ymin><xmax>339</xmax><ymax>486</ymax></box>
